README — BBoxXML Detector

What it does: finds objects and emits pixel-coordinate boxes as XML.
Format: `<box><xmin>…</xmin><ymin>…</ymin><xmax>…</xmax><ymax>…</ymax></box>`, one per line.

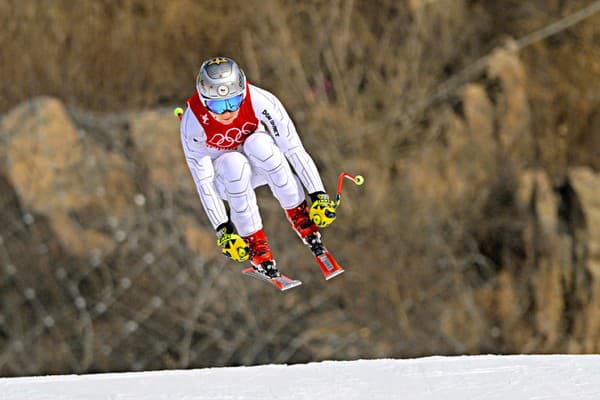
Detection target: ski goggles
<box><xmin>204</xmin><ymin>93</ymin><xmax>244</xmax><ymax>114</ymax></box>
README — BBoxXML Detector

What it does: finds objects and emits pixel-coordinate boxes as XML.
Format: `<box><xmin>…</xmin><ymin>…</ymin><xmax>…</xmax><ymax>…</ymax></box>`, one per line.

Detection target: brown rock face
<box><xmin>129</xmin><ymin>110</ymin><xmax>190</xmax><ymax>192</ymax></box>
<box><xmin>1</xmin><ymin>97</ymin><xmax>135</xmax><ymax>255</ymax></box>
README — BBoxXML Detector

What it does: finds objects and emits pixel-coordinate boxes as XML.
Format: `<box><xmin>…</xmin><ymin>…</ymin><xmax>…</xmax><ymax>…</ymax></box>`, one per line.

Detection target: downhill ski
<box><xmin>241</xmin><ymin>266</ymin><xmax>302</xmax><ymax>291</ymax></box>
<box><xmin>304</xmin><ymin>233</ymin><xmax>344</xmax><ymax>280</ymax></box>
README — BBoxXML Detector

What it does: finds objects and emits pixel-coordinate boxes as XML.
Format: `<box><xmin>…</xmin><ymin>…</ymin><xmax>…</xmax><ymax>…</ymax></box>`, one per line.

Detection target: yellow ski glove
<box><xmin>309</xmin><ymin>193</ymin><xmax>337</xmax><ymax>228</ymax></box>
<box><xmin>216</xmin><ymin>222</ymin><xmax>249</xmax><ymax>262</ymax></box>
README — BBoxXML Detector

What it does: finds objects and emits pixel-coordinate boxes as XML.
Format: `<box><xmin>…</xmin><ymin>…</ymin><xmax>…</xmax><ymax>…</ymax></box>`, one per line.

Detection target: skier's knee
<box><xmin>215</xmin><ymin>152</ymin><xmax>252</xmax><ymax>193</ymax></box>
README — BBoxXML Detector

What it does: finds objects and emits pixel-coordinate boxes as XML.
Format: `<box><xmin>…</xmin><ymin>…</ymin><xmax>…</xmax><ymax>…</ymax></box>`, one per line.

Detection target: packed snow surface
<box><xmin>2</xmin><ymin>355</ymin><xmax>600</xmax><ymax>399</ymax></box>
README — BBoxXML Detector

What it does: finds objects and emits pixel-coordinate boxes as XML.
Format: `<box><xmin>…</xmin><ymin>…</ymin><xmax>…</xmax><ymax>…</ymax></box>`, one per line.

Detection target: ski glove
<box><xmin>309</xmin><ymin>192</ymin><xmax>337</xmax><ymax>228</ymax></box>
<box><xmin>216</xmin><ymin>221</ymin><xmax>249</xmax><ymax>262</ymax></box>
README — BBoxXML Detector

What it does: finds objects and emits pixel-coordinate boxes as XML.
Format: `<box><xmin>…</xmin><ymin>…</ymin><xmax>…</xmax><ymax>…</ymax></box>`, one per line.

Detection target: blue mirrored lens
<box><xmin>205</xmin><ymin>94</ymin><xmax>244</xmax><ymax>114</ymax></box>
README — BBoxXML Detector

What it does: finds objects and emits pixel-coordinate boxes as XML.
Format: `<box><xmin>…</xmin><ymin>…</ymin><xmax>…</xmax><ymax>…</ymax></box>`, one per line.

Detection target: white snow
<box><xmin>1</xmin><ymin>355</ymin><xmax>600</xmax><ymax>399</ymax></box>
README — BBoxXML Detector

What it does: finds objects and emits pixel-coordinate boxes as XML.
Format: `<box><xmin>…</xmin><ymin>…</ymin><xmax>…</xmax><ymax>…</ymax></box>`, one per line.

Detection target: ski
<box><xmin>304</xmin><ymin>234</ymin><xmax>344</xmax><ymax>280</ymax></box>
<box><xmin>314</xmin><ymin>249</ymin><xmax>344</xmax><ymax>280</ymax></box>
<box><xmin>241</xmin><ymin>267</ymin><xmax>302</xmax><ymax>291</ymax></box>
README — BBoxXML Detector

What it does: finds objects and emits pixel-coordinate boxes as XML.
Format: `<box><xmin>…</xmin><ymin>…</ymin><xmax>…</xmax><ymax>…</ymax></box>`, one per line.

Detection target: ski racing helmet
<box><xmin>196</xmin><ymin>57</ymin><xmax>247</xmax><ymax>114</ymax></box>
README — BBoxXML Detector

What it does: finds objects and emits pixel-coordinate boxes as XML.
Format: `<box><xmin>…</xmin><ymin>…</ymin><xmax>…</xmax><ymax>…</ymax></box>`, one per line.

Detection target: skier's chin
<box><xmin>212</xmin><ymin>110</ymin><xmax>239</xmax><ymax>125</ymax></box>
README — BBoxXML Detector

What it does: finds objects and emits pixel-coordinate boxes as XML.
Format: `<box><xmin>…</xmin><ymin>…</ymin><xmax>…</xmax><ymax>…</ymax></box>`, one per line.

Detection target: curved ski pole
<box><xmin>334</xmin><ymin>172</ymin><xmax>364</xmax><ymax>209</ymax></box>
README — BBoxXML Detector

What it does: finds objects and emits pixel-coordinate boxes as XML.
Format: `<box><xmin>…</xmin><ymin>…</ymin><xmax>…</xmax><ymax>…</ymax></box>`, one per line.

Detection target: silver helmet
<box><xmin>196</xmin><ymin>57</ymin><xmax>246</xmax><ymax>100</ymax></box>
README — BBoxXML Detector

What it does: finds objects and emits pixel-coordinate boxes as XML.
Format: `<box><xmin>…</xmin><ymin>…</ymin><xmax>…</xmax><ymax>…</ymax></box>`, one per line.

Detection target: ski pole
<box><xmin>335</xmin><ymin>172</ymin><xmax>364</xmax><ymax>209</ymax></box>
<box><xmin>174</xmin><ymin>107</ymin><xmax>184</xmax><ymax>121</ymax></box>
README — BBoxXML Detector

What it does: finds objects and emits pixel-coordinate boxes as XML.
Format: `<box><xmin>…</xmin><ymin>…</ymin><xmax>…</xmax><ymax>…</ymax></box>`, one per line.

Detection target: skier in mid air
<box><xmin>179</xmin><ymin>56</ymin><xmax>339</xmax><ymax>285</ymax></box>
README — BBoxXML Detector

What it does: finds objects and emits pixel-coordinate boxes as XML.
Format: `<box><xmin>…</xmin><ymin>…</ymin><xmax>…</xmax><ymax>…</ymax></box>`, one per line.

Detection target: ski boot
<box><xmin>286</xmin><ymin>200</ymin><xmax>344</xmax><ymax>279</ymax></box>
<box><xmin>285</xmin><ymin>200</ymin><xmax>324</xmax><ymax>256</ymax></box>
<box><xmin>244</xmin><ymin>228</ymin><xmax>281</xmax><ymax>278</ymax></box>
<box><xmin>285</xmin><ymin>200</ymin><xmax>319</xmax><ymax>244</ymax></box>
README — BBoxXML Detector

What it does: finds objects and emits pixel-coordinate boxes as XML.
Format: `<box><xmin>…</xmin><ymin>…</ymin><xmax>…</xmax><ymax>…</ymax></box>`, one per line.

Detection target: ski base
<box><xmin>314</xmin><ymin>249</ymin><xmax>344</xmax><ymax>280</ymax></box>
<box><xmin>241</xmin><ymin>267</ymin><xmax>302</xmax><ymax>291</ymax></box>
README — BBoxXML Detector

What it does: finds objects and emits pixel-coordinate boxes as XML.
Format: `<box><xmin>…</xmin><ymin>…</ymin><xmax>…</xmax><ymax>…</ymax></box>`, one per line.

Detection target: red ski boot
<box><xmin>244</xmin><ymin>228</ymin><xmax>280</xmax><ymax>278</ymax></box>
<box><xmin>285</xmin><ymin>200</ymin><xmax>319</xmax><ymax>242</ymax></box>
<box><xmin>285</xmin><ymin>200</ymin><xmax>344</xmax><ymax>280</ymax></box>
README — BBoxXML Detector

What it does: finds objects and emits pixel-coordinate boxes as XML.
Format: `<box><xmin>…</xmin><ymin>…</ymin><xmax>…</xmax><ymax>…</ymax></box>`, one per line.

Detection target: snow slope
<box><xmin>1</xmin><ymin>355</ymin><xmax>599</xmax><ymax>399</ymax></box>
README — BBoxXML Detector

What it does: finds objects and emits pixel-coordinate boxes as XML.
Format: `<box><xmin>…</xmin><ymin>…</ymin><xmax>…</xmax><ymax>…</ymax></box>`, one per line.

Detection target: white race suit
<box><xmin>180</xmin><ymin>84</ymin><xmax>326</xmax><ymax>236</ymax></box>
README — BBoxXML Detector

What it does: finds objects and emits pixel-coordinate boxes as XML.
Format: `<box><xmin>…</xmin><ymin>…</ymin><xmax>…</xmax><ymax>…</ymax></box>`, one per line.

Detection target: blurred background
<box><xmin>1</xmin><ymin>0</ymin><xmax>600</xmax><ymax>376</ymax></box>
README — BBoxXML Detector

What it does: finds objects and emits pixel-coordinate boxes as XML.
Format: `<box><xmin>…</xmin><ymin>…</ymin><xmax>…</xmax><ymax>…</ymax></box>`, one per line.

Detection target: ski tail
<box><xmin>314</xmin><ymin>249</ymin><xmax>344</xmax><ymax>280</ymax></box>
<box><xmin>241</xmin><ymin>267</ymin><xmax>302</xmax><ymax>291</ymax></box>
<box><xmin>304</xmin><ymin>233</ymin><xmax>344</xmax><ymax>280</ymax></box>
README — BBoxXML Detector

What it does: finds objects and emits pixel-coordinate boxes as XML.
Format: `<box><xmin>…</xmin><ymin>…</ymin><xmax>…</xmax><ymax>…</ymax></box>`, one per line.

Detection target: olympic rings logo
<box><xmin>207</xmin><ymin>122</ymin><xmax>258</xmax><ymax>148</ymax></box>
